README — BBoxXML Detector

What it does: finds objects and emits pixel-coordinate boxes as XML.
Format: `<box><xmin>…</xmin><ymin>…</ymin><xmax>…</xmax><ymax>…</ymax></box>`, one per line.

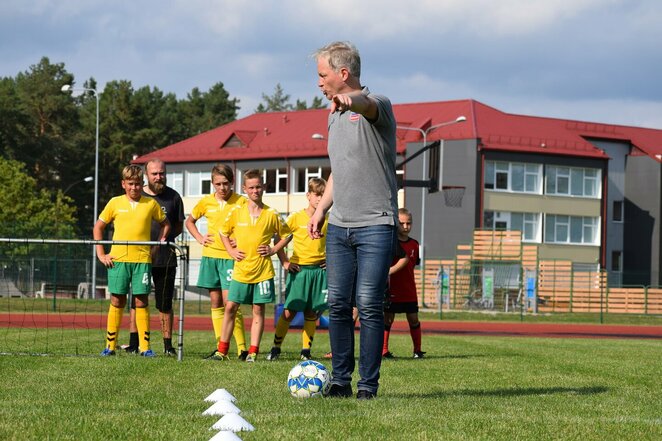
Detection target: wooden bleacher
<box><xmin>415</xmin><ymin>229</ymin><xmax>662</xmax><ymax>314</ymax></box>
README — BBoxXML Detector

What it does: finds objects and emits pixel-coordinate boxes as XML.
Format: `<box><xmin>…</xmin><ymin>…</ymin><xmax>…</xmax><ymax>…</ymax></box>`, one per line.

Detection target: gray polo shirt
<box><xmin>326</xmin><ymin>87</ymin><xmax>398</xmax><ymax>228</ymax></box>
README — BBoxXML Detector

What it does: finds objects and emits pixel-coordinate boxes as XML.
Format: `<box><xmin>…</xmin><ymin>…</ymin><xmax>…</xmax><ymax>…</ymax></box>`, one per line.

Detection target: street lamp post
<box><xmin>63</xmin><ymin>175</ymin><xmax>94</xmax><ymax>196</ymax></box>
<box><xmin>56</xmin><ymin>176</ymin><xmax>94</xmax><ymax>237</ymax></box>
<box><xmin>61</xmin><ymin>85</ymin><xmax>100</xmax><ymax>299</ymax></box>
<box><xmin>51</xmin><ymin>176</ymin><xmax>93</xmax><ymax>311</ymax></box>
<box><xmin>396</xmin><ymin>116</ymin><xmax>466</xmax><ymax>300</ymax></box>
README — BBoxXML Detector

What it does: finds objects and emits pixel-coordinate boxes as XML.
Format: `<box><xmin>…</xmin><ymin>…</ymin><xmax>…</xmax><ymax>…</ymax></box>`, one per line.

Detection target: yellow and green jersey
<box><xmin>220</xmin><ymin>203</ymin><xmax>291</xmax><ymax>283</ymax></box>
<box><xmin>190</xmin><ymin>192</ymin><xmax>247</xmax><ymax>259</ymax></box>
<box><xmin>285</xmin><ymin>210</ymin><xmax>327</xmax><ymax>265</ymax></box>
<box><xmin>98</xmin><ymin>195</ymin><xmax>166</xmax><ymax>263</ymax></box>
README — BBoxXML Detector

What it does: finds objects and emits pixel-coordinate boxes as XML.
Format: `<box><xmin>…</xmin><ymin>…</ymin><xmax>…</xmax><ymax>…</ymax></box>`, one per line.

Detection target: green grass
<box><xmin>0</xmin><ymin>330</ymin><xmax>660</xmax><ymax>440</ymax></box>
<box><xmin>2</xmin><ymin>297</ymin><xmax>662</xmax><ymax>326</ymax></box>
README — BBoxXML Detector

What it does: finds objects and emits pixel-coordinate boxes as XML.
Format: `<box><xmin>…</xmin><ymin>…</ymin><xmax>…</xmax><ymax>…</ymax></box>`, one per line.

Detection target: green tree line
<box><xmin>0</xmin><ymin>57</ymin><xmax>322</xmax><ymax>239</ymax></box>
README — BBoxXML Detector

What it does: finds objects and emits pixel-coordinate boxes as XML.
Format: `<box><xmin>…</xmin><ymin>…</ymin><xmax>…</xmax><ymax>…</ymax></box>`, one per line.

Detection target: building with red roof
<box><xmin>134</xmin><ymin>99</ymin><xmax>662</xmax><ymax>286</ymax></box>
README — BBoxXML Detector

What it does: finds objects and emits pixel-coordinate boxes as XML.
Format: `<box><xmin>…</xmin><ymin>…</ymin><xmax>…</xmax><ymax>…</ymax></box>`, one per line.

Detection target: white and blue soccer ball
<box><xmin>287</xmin><ymin>360</ymin><xmax>330</xmax><ymax>398</ymax></box>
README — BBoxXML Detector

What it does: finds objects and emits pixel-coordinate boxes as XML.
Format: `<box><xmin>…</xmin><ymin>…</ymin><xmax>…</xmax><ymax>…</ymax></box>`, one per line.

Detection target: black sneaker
<box><xmin>164</xmin><ymin>347</ymin><xmax>177</xmax><ymax>357</ymax></box>
<box><xmin>206</xmin><ymin>351</ymin><xmax>229</xmax><ymax>361</ymax></box>
<box><xmin>238</xmin><ymin>350</ymin><xmax>249</xmax><ymax>361</ymax></box>
<box><xmin>204</xmin><ymin>349</ymin><xmax>220</xmax><ymax>360</ymax></box>
<box><xmin>300</xmin><ymin>349</ymin><xmax>311</xmax><ymax>361</ymax></box>
<box><xmin>124</xmin><ymin>345</ymin><xmax>139</xmax><ymax>354</ymax></box>
<box><xmin>413</xmin><ymin>351</ymin><xmax>426</xmax><ymax>359</ymax></box>
<box><xmin>325</xmin><ymin>383</ymin><xmax>353</xmax><ymax>398</ymax></box>
<box><xmin>265</xmin><ymin>347</ymin><xmax>280</xmax><ymax>361</ymax></box>
<box><xmin>357</xmin><ymin>390</ymin><xmax>376</xmax><ymax>400</ymax></box>
<box><xmin>382</xmin><ymin>351</ymin><xmax>394</xmax><ymax>359</ymax></box>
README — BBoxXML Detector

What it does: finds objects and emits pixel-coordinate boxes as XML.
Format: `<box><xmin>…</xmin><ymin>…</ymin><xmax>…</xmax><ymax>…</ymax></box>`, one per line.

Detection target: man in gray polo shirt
<box><xmin>309</xmin><ymin>41</ymin><xmax>398</xmax><ymax>400</ymax></box>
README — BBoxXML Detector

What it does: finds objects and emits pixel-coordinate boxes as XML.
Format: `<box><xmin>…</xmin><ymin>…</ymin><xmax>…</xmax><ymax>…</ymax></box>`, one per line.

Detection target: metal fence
<box><xmin>0</xmin><ymin>238</ymin><xmax>189</xmax><ymax>360</ymax></box>
<box><xmin>0</xmin><ymin>237</ymin><xmax>294</xmax><ymax>358</ymax></box>
<box><xmin>412</xmin><ymin>229</ymin><xmax>662</xmax><ymax>317</ymax></box>
<box><xmin>416</xmin><ymin>257</ymin><xmax>662</xmax><ymax>317</ymax></box>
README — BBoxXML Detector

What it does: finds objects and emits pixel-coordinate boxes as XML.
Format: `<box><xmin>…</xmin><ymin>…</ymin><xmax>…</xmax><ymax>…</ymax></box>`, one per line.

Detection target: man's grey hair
<box><xmin>314</xmin><ymin>41</ymin><xmax>361</xmax><ymax>78</ymax></box>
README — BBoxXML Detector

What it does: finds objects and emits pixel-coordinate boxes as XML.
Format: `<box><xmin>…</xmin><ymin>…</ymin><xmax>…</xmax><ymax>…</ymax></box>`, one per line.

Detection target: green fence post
<box><xmin>519</xmin><ymin>265</ymin><xmax>524</xmax><ymax>322</ymax></box>
<box><xmin>51</xmin><ymin>252</ymin><xmax>58</xmax><ymax>312</ymax></box>
<box><xmin>420</xmin><ymin>256</ymin><xmax>426</xmax><ymax>309</ymax></box>
<box><xmin>438</xmin><ymin>270</ymin><xmax>443</xmax><ymax>320</ymax></box>
<box><xmin>600</xmin><ymin>276</ymin><xmax>605</xmax><ymax>324</ymax></box>
<box><xmin>644</xmin><ymin>286</ymin><xmax>648</xmax><ymax>315</ymax></box>
<box><xmin>452</xmin><ymin>258</ymin><xmax>458</xmax><ymax>311</ymax></box>
<box><xmin>569</xmin><ymin>267</ymin><xmax>575</xmax><ymax>312</ymax></box>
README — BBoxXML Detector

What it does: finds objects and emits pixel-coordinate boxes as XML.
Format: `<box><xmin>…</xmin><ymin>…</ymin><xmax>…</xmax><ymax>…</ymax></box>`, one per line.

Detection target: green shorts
<box><xmin>283</xmin><ymin>265</ymin><xmax>328</xmax><ymax>312</ymax></box>
<box><xmin>228</xmin><ymin>279</ymin><xmax>275</xmax><ymax>304</ymax></box>
<box><xmin>197</xmin><ymin>257</ymin><xmax>234</xmax><ymax>290</ymax></box>
<box><xmin>107</xmin><ymin>262</ymin><xmax>152</xmax><ymax>295</ymax></box>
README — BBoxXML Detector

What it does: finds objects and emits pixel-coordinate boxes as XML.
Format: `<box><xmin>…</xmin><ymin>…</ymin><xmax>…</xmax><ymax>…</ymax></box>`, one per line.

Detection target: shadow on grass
<box><xmin>436</xmin><ymin>354</ymin><xmax>491</xmax><ymax>360</ymax></box>
<box><xmin>382</xmin><ymin>354</ymin><xmax>497</xmax><ymax>361</ymax></box>
<box><xmin>395</xmin><ymin>385</ymin><xmax>608</xmax><ymax>399</ymax></box>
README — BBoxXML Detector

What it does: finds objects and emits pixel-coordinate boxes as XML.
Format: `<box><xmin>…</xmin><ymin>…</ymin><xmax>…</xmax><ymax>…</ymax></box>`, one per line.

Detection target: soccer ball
<box><xmin>287</xmin><ymin>360</ymin><xmax>330</xmax><ymax>398</ymax></box>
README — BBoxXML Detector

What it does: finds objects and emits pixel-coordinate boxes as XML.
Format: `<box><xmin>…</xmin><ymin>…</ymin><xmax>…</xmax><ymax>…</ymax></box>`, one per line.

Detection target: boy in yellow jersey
<box><xmin>94</xmin><ymin>165</ymin><xmax>170</xmax><ymax>357</ymax></box>
<box><xmin>185</xmin><ymin>164</ymin><xmax>248</xmax><ymax>359</ymax></box>
<box><xmin>267</xmin><ymin>178</ymin><xmax>328</xmax><ymax>361</ymax></box>
<box><xmin>211</xmin><ymin>169</ymin><xmax>292</xmax><ymax>362</ymax></box>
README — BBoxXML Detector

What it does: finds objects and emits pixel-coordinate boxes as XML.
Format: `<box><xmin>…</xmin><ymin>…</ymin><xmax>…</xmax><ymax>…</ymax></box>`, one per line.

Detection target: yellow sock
<box><xmin>211</xmin><ymin>307</ymin><xmax>224</xmax><ymax>343</ymax></box>
<box><xmin>135</xmin><ymin>307</ymin><xmax>151</xmax><ymax>353</ymax></box>
<box><xmin>273</xmin><ymin>315</ymin><xmax>291</xmax><ymax>348</ymax></box>
<box><xmin>233</xmin><ymin>307</ymin><xmax>247</xmax><ymax>355</ymax></box>
<box><xmin>302</xmin><ymin>316</ymin><xmax>317</xmax><ymax>350</ymax></box>
<box><xmin>105</xmin><ymin>304</ymin><xmax>123</xmax><ymax>351</ymax></box>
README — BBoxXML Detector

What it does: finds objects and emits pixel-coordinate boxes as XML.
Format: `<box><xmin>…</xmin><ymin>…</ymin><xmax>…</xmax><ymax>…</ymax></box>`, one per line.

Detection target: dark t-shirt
<box><xmin>142</xmin><ymin>186</ymin><xmax>185</xmax><ymax>267</ymax></box>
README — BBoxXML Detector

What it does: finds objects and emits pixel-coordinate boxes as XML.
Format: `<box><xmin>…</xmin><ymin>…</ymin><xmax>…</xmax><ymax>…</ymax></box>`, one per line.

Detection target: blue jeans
<box><xmin>326</xmin><ymin>223</ymin><xmax>397</xmax><ymax>394</ymax></box>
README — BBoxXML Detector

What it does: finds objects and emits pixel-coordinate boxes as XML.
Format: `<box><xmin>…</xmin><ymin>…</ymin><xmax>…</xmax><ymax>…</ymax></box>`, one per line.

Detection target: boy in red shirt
<box><xmin>383</xmin><ymin>208</ymin><xmax>425</xmax><ymax>359</ymax></box>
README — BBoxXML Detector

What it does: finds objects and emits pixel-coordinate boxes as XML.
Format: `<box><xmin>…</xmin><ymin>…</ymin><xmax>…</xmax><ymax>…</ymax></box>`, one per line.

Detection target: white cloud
<box><xmin>507</xmin><ymin>97</ymin><xmax>662</xmax><ymax>129</ymax></box>
<box><xmin>481</xmin><ymin>0</ymin><xmax>611</xmax><ymax>35</ymax></box>
<box><xmin>373</xmin><ymin>72</ymin><xmax>475</xmax><ymax>105</ymax></box>
<box><xmin>1</xmin><ymin>0</ymin><xmax>660</xmax><ymax>129</ymax></box>
<box><xmin>293</xmin><ymin>0</ymin><xmax>613</xmax><ymax>38</ymax></box>
<box><xmin>234</xmin><ymin>53</ymin><xmax>278</xmax><ymax>80</ymax></box>
<box><xmin>178</xmin><ymin>0</ymin><xmax>250</xmax><ymax>36</ymax></box>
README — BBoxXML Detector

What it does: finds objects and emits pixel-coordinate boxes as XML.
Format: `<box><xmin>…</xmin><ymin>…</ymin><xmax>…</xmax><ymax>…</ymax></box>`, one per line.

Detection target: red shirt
<box><xmin>388</xmin><ymin>238</ymin><xmax>420</xmax><ymax>303</ymax></box>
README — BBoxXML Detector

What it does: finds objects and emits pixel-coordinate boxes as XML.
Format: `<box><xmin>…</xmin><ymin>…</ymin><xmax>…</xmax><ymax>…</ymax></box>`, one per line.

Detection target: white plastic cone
<box><xmin>204</xmin><ymin>388</ymin><xmax>237</xmax><ymax>403</ymax></box>
<box><xmin>202</xmin><ymin>400</ymin><xmax>241</xmax><ymax>416</ymax></box>
<box><xmin>211</xmin><ymin>414</ymin><xmax>254</xmax><ymax>432</ymax></box>
<box><xmin>209</xmin><ymin>430</ymin><xmax>243</xmax><ymax>441</ymax></box>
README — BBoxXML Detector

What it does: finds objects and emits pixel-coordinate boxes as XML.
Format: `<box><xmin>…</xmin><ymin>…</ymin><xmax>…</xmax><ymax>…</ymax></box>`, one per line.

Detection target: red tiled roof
<box><xmin>133</xmin><ymin>99</ymin><xmax>662</xmax><ymax>164</ymax></box>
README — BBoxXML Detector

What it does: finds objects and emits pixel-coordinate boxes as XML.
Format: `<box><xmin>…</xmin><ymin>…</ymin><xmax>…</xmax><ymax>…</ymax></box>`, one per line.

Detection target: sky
<box><xmin>2</xmin><ymin>0</ymin><xmax>662</xmax><ymax>128</ymax></box>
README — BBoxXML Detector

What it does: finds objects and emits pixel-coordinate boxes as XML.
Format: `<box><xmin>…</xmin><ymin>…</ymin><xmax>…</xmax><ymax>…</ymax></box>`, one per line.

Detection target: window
<box><xmin>167</xmin><ymin>172</ymin><xmax>183</xmax><ymax>195</ymax></box>
<box><xmin>611</xmin><ymin>251</ymin><xmax>622</xmax><ymax>272</ymax></box>
<box><xmin>544</xmin><ymin>214</ymin><xmax>599</xmax><ymax>245</ymax></box>
<box><xmin>546</xmin><ymin>166</ymin><xmax>601</xmax><ymax>198</ymax></box>
<box><xmin>263</xmin><ymin>168</ymin><xmax>288</xmax><ymax>194</ymax></box>
<box><xmin>483</xmin><ymin>211</ymin><xmax>541</xmax><ymax>242</ymax></box>
<box><xmin>295</xmin><ymin>166</ymin><xmax>332</xmax><ymax>193</ymax></box>
<box><xmin>484</xmin><ymin>161</ymin><xmax>541</xmax><ymax>193</ymax></box>
<box><xmin>613</xmin><ymin>200</ymin><xmax>624</xmax><ymax>222</ymax></box>
<box><xmin>186</xmin><ymin>171</ymin><xmax>212</xmax><ymax>197</ymax></box>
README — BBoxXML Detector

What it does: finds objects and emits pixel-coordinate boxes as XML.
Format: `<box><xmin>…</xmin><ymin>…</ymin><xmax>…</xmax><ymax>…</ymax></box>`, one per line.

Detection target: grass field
<box><xmin>2</xmin><ymin>297</ymin><xmax>662</xmax><ymax>326</ymax></box>
<box><xmin>0</xmin><ymin>329</ymin><xmax>660</xmax><ymax>440</ymax></box>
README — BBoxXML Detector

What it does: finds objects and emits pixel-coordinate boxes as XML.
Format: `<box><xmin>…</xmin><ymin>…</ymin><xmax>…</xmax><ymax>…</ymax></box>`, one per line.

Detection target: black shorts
<box><xmin>384</xmin><ymin>301</ymin><xmax>418</xmax><ymax>314</ymax></box>
<box><xmin>152</xmin><ymin>266</ymin><xmax>176</xmax><ymax>313</ymax></box>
